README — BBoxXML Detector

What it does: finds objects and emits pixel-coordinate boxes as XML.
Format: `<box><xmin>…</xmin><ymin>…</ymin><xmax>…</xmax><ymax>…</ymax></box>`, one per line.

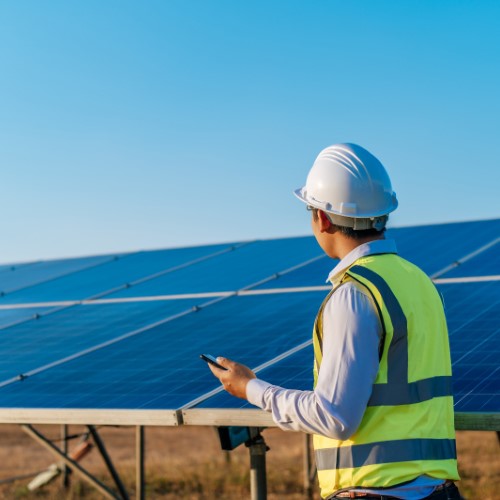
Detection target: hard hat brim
<box><xmin>294</xmin><ymin>186</ymin><xmax>398</xmax><ymax>218</ymax></box>
<box><xmin>293</xmin><ymin>187</ymin><xmax>308</xmax><ymax>204</ymax></box>
<box><xmin>293</xmin><ymin>185</ymin><xmax>396</xmax><ymax>231</ymax></box>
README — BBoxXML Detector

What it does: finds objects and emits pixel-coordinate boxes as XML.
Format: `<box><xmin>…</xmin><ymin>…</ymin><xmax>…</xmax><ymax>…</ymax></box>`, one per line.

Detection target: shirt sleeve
<box><xmin>246</xmin><ymin>282</ymin><xmax>381</xmax><ymax>439</ymax></box>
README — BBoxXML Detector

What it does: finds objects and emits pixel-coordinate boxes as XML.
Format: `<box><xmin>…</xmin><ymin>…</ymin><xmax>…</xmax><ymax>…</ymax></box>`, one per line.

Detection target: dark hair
<box><xmin>333</xmin><ymin>225</ymin><xmax>386</xmax><ymax>240</ymax></box>
<box><xmin>311</xmin><ymin>208</ymin><xmax>387</xmax><ymax>239</ymax></box>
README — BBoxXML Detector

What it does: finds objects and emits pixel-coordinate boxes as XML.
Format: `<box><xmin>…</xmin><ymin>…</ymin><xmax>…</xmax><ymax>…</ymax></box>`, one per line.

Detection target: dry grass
<box><xmin>0</xmin><ymin>425</ymin><xmax>498</xmax><ymax>499</ymax></box>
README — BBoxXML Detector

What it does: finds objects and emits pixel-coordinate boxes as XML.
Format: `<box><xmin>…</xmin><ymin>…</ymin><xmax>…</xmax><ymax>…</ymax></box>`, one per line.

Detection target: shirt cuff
<box><xmin>246</xmin><ymin>378</ymin><xmax>273</xmax><ymax>409</ymax></box>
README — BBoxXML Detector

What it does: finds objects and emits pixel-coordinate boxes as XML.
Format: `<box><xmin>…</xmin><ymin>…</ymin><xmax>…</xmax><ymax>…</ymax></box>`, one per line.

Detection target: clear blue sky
<box><xmin>1</xmin><ymin>1</ymin><xmax>499</xmax><ymax>263</ymax></box>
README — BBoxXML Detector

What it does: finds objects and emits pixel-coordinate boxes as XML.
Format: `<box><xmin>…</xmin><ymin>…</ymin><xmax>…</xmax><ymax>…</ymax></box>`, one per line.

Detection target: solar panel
<box><xmin>0</xmin><ymin>307</ymin><xmax>52</xmax><ymax>329</ymax></box>
<box><xmin>253</xmin><ymin>219</ymin><xmax>500</xmax><ymax>290</ymax></box>
<box><xmin>253</xmin><ymin>256</ymin><xmax>333</xmax><ymax>289</ymax></box>
<box><xmin>437</xmin><ymin>240</ymin><xmax>500</xmax><ymax>279</ymax></box>
<box><xmin>440</xmin><ymin>281</ymin><xmax>500</xmax><ymax>413</ymax></box>
<box><xmin>0</xmin><ymin>219</ymin><xmax>497</xmax><ymax>431</ymax></box>
<box><xmin>0</xmin><ymin>299</ymin><xmax>202</xmax><ymax>383</ymax></box>
<box><xmin>0</xmin><ymin>242</ymin><xmax>236</xmax><ymax>304</ymax></box>
<box><xmin>0</xmin><ymin>254</ymin><xmax>119</xmax><ymax>296</ymax></box>
<box><xmin>104</xmin><ymin>237</ymin><xmax>321</xmax><ymax>298</ymax></box>
<box><xmin>0</xmin><ymin>292</ymin><xmax>324</xmax><ymax>411</ymax></box>
<box><xmin>386</xmin><ymin>219</ymin><xmax>500</xmax><ymax>277</ymax></box>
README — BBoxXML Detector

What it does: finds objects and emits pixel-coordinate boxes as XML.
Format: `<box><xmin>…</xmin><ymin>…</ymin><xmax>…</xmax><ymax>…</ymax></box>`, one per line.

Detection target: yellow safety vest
<box><xmin>313</xmin><ymin>253</ymin><xmax>459</xmax><ymax>499</ymax></box>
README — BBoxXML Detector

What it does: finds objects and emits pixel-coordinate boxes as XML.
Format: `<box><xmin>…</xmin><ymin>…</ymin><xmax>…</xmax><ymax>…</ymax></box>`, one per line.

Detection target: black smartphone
<box><xmin>200</xmin><ymin>354</ymin><xmax>227</xmax><ymax>370</ymax></box>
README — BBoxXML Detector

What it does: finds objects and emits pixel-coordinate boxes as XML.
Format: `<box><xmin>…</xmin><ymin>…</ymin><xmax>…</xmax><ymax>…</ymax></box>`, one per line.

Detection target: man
<box><xmin>208</xmin><ymin>143</ymin><xmax>461</xmax><ymax>499</ymax></box>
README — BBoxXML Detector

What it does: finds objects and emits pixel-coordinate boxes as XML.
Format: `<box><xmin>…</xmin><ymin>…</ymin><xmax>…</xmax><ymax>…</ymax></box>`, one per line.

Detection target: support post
<box><xmin>303</xmin><ymin>433</ymin><xmax>317</xmax><ymax>498</ymax></box>
<box><xmin>21</xmin><ymin>424</ymin><xmax>119</xmax><ymax>500</ymax></box>
<box><xmin>61</xmin><ymin>424</ymin><xmax>70</xmax><ymax>489</ymax></box>
<box><xmin>136</xmin><ymin>426</ymin><xmax>145</xmax><ymax>500</ymax></box>
<box><xmin>303</xmin><ymin>433</ymin><xmax>314</xmax><ymax>499</ymax></box>
<box><xmin>247</xmin><ymin>429</ymin><xmax>268</xmax><ymax>500</ymax></box>
<box><xmin>87</xmin><ymin>426</ymin><xmax>130</xmax><ymax>500</ymax></box>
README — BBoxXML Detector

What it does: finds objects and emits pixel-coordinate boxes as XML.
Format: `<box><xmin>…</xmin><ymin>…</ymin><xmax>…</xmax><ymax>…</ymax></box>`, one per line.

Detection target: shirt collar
<box><xmin>327</xmin><ymin>238</ymin><xmax>398</xmax><ymax>285</ymax></box>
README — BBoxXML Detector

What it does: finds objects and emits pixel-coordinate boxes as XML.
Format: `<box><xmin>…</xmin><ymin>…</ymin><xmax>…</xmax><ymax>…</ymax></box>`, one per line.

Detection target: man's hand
<box><xmin>207</xmin><ymin>357</ymin><xmax>256</xmax><ymax>399</ymax></box>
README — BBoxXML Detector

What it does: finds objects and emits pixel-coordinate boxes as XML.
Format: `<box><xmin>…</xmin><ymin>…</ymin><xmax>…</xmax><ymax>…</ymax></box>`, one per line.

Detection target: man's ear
<box><xmin>318</xmin><ymin>210</ymin><xmax>333</xmax><ymax>233</ymax></box>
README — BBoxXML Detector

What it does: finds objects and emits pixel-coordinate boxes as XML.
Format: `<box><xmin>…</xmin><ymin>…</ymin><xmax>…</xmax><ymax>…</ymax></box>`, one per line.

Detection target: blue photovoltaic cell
<box><xmin>0</xmin><ymin>263</ymin><xmax>23</xmax><ymax>273</ymax></box>
<box><xmin>0</xmin><ymin>299</ymin><xmax>201</xmax><ymax>382</ymax></box>
<box><xmin>254</xmin><ymin>255</ymin><xmax>334</xmax><ymax>289</ymax></box>
<box><xmin>0</xmin><ymin>254</ymin><xmax>118</xmax><ymax>295</ymax></box>
<box><xmin>387</xmin><ymin>219</ymin><xmax>500</xmax><ymax>277</ymax></box>
<box><xmin>0</xmin><ymin>307</ymin><xmax>52</xmax><ymax>330</ymax></box>
<box><xmin>0</xmin><ymin>243</ymin><xmax>236</xmax><ymax>304</ymax></box>
<box><xmin>0</xmin><ymin>292</ymin><xmax>326</xmax><ymax>409</ymax></box>
<box><xmin>104</xmin><ymin>237</ymin><xmax>322</xmax><ymax>298</ymax></box>
<box><xmin>439</xmin><ymin>281</ymin><xmax>500</xmax><ymax>412</ymax></box>
<box><xmin>438</xmin><ymin>242</ymin><xmax>500</xmax><ymax>279</ymax></box>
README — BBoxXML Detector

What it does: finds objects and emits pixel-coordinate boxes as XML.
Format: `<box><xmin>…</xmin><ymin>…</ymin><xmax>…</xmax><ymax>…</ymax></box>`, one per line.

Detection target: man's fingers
<box><xmin>204</xmin><ymin>357</ymin><xmax>255</xmax><ymax>400</ymax></box>
<box><xmin>207</xmin><ymin>362</ymin><xmax>225</xmax><ymax>378</ymax></box>
<box><xmin>216</xmin><ymin>356</ymin><xmax>232</xmax><ymax>369</ymax></box>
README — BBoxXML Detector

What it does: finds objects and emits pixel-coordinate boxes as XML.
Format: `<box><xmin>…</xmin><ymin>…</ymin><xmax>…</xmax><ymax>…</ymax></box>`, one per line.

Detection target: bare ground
<box><xmin>0</xmin><ymin>425</ymin><xmax>498</xmax><ymax>499</ymax></box>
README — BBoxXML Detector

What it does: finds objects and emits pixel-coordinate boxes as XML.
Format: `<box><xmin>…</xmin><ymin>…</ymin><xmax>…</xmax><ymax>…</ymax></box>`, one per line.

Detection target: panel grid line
<box><xmin>454</xmin><ymin>366</ymin><xmax>500</xmax><ymax>407</ymax></box>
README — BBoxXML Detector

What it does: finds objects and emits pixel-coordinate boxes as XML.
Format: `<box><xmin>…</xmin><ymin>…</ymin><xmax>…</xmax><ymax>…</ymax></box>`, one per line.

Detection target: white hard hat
<box><xmin>294</xmin><ymin>143</ymin><xmax>398</xmax><ymax>230</ymax></box>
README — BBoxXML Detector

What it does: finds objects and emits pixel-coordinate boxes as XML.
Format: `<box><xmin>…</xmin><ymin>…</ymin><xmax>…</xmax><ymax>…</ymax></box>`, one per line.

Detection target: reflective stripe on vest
<box><xmin>316</xmin><ymin>438</ymin><xmax>457</xmax><ymax>471</ymax></box>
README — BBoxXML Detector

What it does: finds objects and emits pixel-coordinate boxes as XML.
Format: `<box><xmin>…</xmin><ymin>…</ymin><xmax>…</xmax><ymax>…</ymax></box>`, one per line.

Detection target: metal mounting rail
<box><xmin>2</xmin><ymin>275</ymin><xmax>500</xmax><ymax>311</ymax></box>
<box><xmin>0</xmin><ymin>285</ymin><xmax>332</xmax><ymax>309</ymax></box>
<box><xmin>433</xmin><ymin>275</ymin><xmax>500</xmax><ymax>284</ymax></box>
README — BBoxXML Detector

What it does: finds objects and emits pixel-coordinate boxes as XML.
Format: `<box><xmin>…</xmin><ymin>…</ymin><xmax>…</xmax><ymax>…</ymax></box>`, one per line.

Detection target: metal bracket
<box><xmin>21</xmin><ymin>424</ymin><xmax>122</xmax><ymax>499</ymax></box>
<box><xmin>87</xmin><ymin>425</ymin><xmax>130</xmax><ymax>499</ymax></box>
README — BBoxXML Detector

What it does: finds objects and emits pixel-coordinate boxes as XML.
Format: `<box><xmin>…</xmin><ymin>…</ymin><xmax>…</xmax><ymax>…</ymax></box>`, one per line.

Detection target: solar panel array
<box><xmin>0</xmin><ymin>219</ymin><xmax>498</xmax><ymax>430</ymax></box>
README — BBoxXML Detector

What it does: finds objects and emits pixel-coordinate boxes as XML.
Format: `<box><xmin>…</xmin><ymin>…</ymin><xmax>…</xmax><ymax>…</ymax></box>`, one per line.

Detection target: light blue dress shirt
<box><xmin>246</xmin><ymin>239</ymin><xmax>444</xmax><ymax>499</ymax></box>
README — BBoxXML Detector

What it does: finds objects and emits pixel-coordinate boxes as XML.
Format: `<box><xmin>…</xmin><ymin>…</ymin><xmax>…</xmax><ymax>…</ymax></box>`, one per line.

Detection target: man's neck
<box><xmin>334</xmin><ymin>234</ymin><xmax>385</xmax><ymax>260</ymax></box>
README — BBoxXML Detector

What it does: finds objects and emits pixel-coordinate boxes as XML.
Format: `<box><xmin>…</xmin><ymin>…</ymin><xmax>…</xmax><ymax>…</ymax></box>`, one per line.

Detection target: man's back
<box><xmin>314</xmin><ymin>252</ymin><xmax>459</xmax><ymax>498</ymax></box>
